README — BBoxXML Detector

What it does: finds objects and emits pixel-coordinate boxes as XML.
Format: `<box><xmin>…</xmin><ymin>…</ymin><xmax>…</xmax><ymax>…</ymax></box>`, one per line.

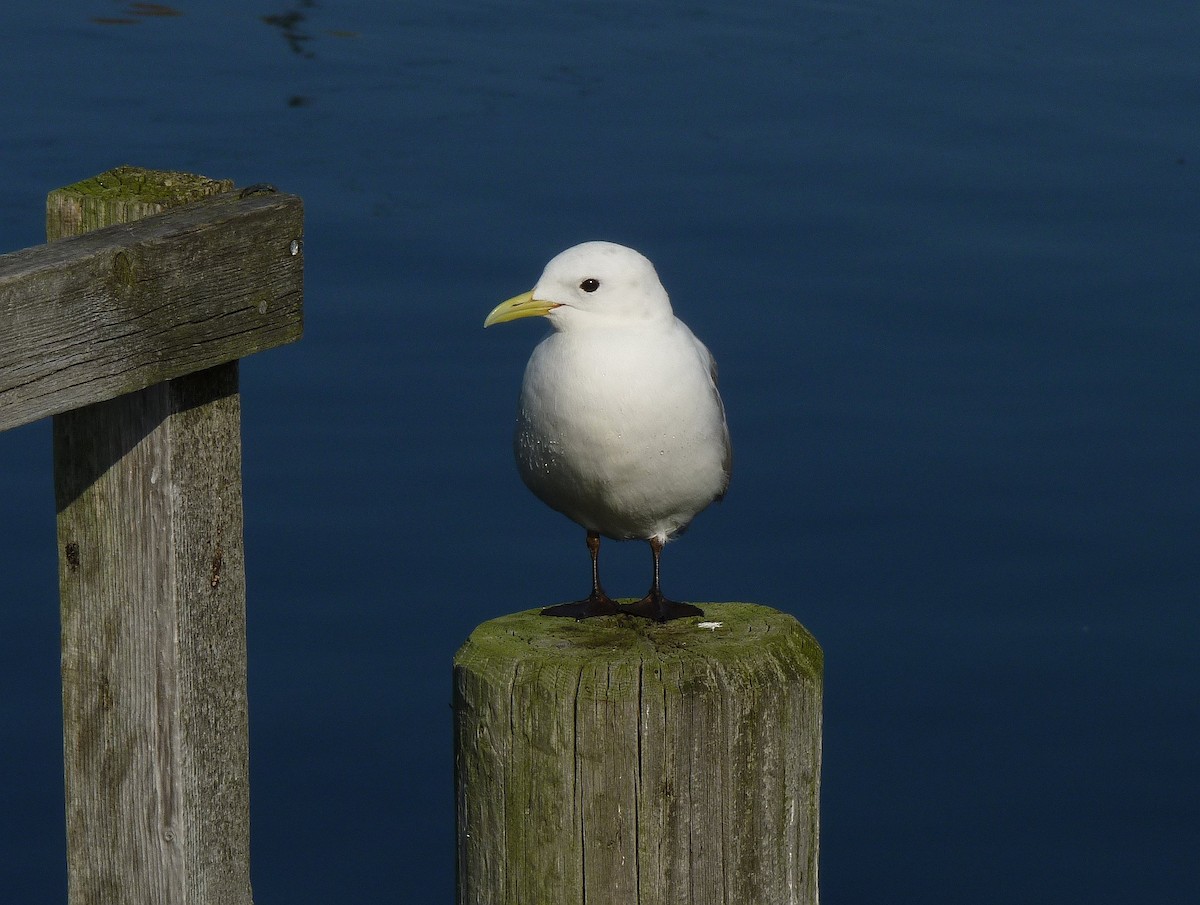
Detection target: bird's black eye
<box><xmin>579</xmin><ymin>278</ymin><xmax>600</xmax><ymax>293</ymax></box>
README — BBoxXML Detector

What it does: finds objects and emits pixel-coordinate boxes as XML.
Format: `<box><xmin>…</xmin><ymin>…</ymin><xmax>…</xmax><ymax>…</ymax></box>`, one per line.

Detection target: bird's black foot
<box><xmin>542</xmin><ymin>592</ymin><xmax>622</xmax><ymax>620</ymax></box>
<box><xmin>620</xmin><ymin>593</ymin><xmax>703</xmax><ymax>623</ymax></box>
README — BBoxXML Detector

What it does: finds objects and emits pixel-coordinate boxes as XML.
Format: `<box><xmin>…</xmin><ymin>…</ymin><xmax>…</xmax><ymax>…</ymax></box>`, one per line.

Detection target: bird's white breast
<box><xmin>514</xmin><ymin>317</ymin><xmax>729</xmax><ymax>542</ymax></box>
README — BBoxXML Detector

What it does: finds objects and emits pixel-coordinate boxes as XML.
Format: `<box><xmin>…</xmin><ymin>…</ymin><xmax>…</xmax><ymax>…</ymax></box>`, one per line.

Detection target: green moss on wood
<box><xmin>455</xmin><ymin>602</ymin><xmax>823</xmax><ymax>690</ymax></box>
<box><xmin>46</xmin><ymin>166</ymin><xmax>235</xmax><ymax>242</ymax></box>
<box><xmin>454</xmin><ymin>602</ymin><xmax>823</xmax><ymax>903</ymax></box>
<box><xmin>57</xmin><ymin>165</ymin><xmax>234</xmax><ymax>203</ymax></box>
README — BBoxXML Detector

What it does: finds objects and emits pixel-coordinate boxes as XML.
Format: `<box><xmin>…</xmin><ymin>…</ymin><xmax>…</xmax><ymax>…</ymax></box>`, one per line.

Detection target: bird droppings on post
<box><xmin>485</xmin><ymin>242</ymin><xmax>732</xmax><ymax>622</ymax></box>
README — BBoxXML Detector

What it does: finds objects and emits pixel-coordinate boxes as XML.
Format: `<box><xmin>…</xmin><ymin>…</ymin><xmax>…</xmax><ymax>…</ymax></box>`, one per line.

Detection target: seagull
<box><xmin>484</xmin><ymin>241</ymin><xmax>732</xmax><ymax>622</ymax></box>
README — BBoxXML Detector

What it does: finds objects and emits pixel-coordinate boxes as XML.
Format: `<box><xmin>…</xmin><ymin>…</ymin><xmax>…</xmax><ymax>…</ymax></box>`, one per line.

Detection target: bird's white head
<box><xmin>484</xmin><ymin>241</ymin><xmax>673</xmax><ymax>330</ymax></box>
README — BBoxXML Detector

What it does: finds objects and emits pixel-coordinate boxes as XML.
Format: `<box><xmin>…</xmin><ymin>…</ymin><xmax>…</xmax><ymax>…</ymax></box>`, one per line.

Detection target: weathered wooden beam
<box><xmin>0</xmin><ymin>178</ymin><xmax>303</xmax><ymax>433</ymax></box>
<box><xmin>57</xmin><ymin>364</ymin><xmax>252</xmax><ymax>905</ymax></box>
<box><xmin>48</xmin><ymin>167</ymin><xmax>285</xmax><ymax>905</ymax></box>
<box><xmin>454</xmin><ymin>604</ymin><xmax>823</xmax><ymax>905</ymax></box>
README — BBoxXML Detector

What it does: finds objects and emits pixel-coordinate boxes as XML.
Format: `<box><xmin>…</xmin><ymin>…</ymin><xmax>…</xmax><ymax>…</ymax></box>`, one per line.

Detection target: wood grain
<box><xmin>48</xmin><ymin>167</ymin><xmax>278</xmax><ymax>905</ymax></box>
<box><xmin>0</xmin><ymin>186</ymin><xmax>302</xmax><ymax>433</ymax></box>
<box><xmin>454</xmin><ymin>603</ymin><xmax>823</xmax><ymax>905</ymax></box>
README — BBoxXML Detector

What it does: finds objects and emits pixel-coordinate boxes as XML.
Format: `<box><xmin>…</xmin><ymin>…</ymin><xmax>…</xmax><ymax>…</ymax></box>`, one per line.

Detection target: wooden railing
<box><xmin>0</xmin><ymin>166</ymin><xmax>303</xmax><ymax>905</ymax></box>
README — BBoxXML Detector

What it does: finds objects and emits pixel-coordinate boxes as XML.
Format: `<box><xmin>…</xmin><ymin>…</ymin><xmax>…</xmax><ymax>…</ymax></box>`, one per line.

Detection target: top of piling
<box><xmin>455</xmin><ymin>602</ymin><xmax>823</xmax><ymax>688</ymax></box>
<box><xmin>46</xmin><ymin>166</ymin><xmax>235</xmax><ymax>240</ymax></box>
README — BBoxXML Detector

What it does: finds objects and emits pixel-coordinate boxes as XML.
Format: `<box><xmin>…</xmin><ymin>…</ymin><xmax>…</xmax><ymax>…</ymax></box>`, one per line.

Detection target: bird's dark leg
<box><xmin>542</xmin><ymin>531</ymin><xmax>622</xmax><ymax>619</ymax></box>
<box><xmin>621</xmin><ymin>537</ymin><xmax>703</xmax><ymax>622</ymax></box>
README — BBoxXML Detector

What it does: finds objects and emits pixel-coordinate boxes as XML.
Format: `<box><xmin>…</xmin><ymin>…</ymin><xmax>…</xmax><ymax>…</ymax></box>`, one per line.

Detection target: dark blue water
<box><xmin>2</xmin><ymin>2</ymin><xmax>1197</xmax><ymax>902</ymax></box>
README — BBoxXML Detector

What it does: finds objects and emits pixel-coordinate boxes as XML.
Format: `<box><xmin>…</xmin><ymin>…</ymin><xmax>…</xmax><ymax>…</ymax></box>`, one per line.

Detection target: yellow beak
<box><xmin>483</xmin><ymin>290</ymin><xmax>559</xmax><ymax>327</ymax></box>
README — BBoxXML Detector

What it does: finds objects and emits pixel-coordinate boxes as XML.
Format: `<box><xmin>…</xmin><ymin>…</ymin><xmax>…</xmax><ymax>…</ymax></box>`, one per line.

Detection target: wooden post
<box><xmin>453</xmin><ymin>603</ymin><xmax>823</xmax><ymax>905</ymax></box>
<box><xmin>46</xmin><ymin>167</ymin><xmax>269</xmax><ymax>905</ymax></box>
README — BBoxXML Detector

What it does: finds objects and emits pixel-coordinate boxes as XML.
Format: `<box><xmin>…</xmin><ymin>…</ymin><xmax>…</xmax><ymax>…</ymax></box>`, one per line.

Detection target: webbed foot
<box><xmin>542</xmin><ymin>592</ymin><xmax>622</xmax><ymax>620</ymax></box>
<box><xmin>620</xmin><ymin>593</ymin><xmax>703</xmax><ymax>623</ymax></box>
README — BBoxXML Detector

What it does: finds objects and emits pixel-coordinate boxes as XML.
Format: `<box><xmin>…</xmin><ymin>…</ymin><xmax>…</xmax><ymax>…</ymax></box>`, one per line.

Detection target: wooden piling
<box><xmin>453</xmin><ymin>603</ymin><xmax>823</xmax><ymax>905</ymax></box>
<box><xmin>40</xmin><ymin>167</ymin><xmax>302</xmax><ymax>905</ymax></box>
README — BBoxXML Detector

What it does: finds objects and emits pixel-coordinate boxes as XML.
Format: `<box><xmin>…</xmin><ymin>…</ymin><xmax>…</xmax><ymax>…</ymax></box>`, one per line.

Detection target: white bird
<box><xmin>484</xmin><ymin>241</ymin><xmax>732</xmax><ymax>622</ymax></box>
